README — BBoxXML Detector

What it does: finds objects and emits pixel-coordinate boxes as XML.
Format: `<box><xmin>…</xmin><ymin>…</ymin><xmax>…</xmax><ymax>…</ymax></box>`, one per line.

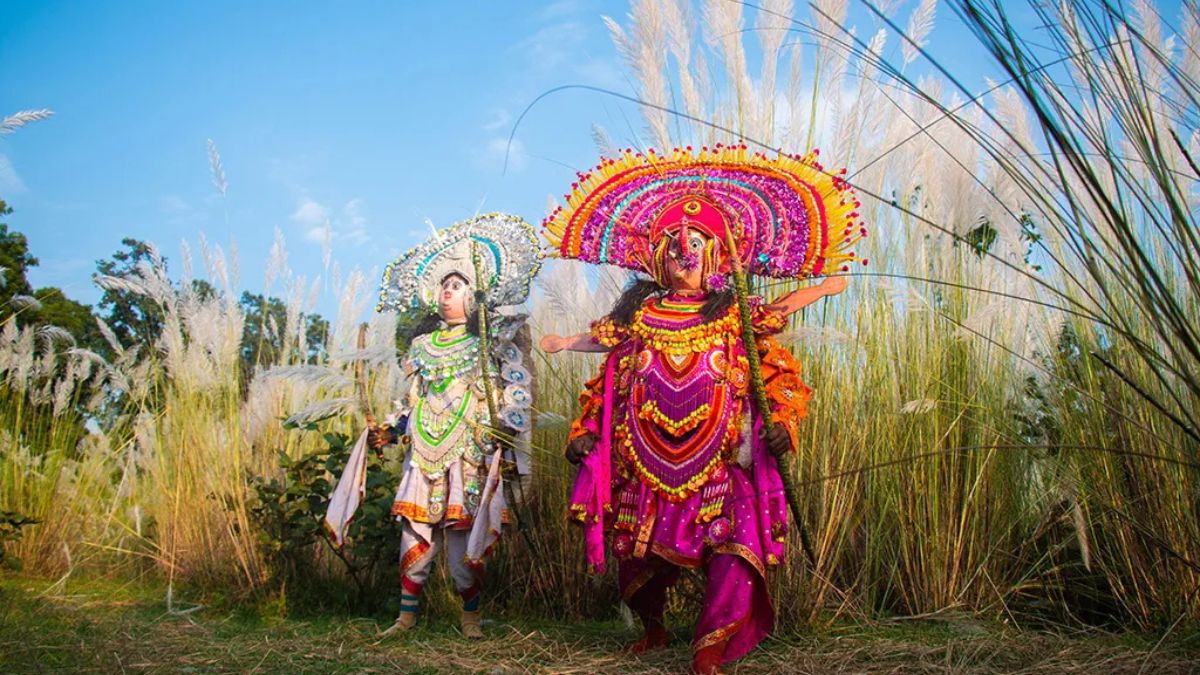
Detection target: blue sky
<box><xmin>3</xmin><ymin>0</ymin><xmax>1183</xmax><ymax>317</ymax></box>
<box><xmin>2</xmin><ymin>1</ymin><xmax>638</xmax><ymax>311</ymax></box>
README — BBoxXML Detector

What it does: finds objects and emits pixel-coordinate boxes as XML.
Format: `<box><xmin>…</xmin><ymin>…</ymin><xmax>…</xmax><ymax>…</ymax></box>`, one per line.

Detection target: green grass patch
<box><xmin>3</xmin><ymin>573</ymin><xmax>1199</xmax><ymax>673</ymax></box>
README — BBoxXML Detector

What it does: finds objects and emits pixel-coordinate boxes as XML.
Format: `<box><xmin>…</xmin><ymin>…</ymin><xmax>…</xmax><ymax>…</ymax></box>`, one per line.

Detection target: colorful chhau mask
<box><xmin>647</xmin><ymin>195</ymin><xmax>729</xmax><ymax>290</ymax></box>
<box><xmin>378</xmin><ymin>212</ymin><xmax>543</xmax><ymax>312</ymax></box>
<box><xmin>542</xmin><ymin>145</ymin><xmax>866</xmax><ymax>283</ymax></box>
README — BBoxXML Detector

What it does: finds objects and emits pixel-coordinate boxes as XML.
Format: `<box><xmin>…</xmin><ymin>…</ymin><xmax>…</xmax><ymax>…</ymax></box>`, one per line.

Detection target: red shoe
<box><xmin>629</xmin><ymin>622</ymin><xmax>668</xmax><ymax>653</ymax></box>
<box><xmin>691</xmin><ymin>643</ymin><xmax>725</xmax><ymax>675</ymax></box>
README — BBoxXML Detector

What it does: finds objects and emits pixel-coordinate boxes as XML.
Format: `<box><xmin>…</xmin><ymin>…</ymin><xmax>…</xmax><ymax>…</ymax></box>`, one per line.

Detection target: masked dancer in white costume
<box><xmin>325</xmin><ymin>213</ymin><xmax>541</xmax><ymax>638</ymax></box>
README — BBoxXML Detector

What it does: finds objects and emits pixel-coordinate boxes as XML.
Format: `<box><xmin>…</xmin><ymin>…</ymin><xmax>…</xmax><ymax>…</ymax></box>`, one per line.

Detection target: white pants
<box><xmin>399</xmin><ymin>520</ymin><xmax>476</xmax><ymax>592</ymax></box>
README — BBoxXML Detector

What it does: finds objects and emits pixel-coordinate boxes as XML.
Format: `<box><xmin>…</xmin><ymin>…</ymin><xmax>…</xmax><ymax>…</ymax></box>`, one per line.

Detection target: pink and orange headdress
<box><xmin>542</xmin><ymin>144</ymin><xmax>867</xmax><ymax>280</ymax></box>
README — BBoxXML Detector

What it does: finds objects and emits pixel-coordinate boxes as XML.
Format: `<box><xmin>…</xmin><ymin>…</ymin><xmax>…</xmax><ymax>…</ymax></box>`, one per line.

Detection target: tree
<box><xmin>30</xmin><ymin>287</ymin><xmax>106</xmax><ymax>354</ymax></box>
<box><xmin>94</xmin><ymin>238</ymin><xmax>165</xmax><ymax>350</ymax></box>
<box><xmin>0</xmin><ymin>200</ymin><xmax>38</xmax><ymax>319</ymax></box>
<box><xmin>240</xmin><ymin>291</ymin><xmax>329</xmax><ymax>373</ymax></box>
<box><xmin>0</xmin><ymin>200</ymin><xmax>103</xmax><ymax>352</ymax></box>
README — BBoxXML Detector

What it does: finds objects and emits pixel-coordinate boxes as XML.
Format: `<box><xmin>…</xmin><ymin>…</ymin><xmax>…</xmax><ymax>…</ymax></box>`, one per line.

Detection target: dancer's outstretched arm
<box><xmin>540</xmin><ymin>333</ymin><xmax>611</xmax><ymax>354</ymax></box>
<box><xmin>766</xmin><ymin>276</ymin><xmax>849</xmax><ymax>317</ymax></box>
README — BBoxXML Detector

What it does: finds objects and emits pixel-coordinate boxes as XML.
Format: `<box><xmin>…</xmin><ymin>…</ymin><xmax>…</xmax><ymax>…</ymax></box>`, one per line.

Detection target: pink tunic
<box><xmin>568</xmin><ymin>293</ymin><xmax>812</xmax><ymax>662</ymax></box>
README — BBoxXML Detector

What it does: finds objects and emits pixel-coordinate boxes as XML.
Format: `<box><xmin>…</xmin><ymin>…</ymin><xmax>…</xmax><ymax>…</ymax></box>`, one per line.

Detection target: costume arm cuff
<box><xmin>567</xmin><ymin>362</ymin><xmax>607</xmax><ymax>440</ymax></box>
<box><xmin>749</xmin><ymin>296</ymin><xmax>788</xmax><ymax>336</ymax></box>
<box><xmin>760</xmin><ymin>335</ymin><xmax>812</xmax><ymax>452</ymax></box>
<box><xmin>589</xmin><ymin>316</ymin><xmax>628</xmax><ymax>348</ymax></box>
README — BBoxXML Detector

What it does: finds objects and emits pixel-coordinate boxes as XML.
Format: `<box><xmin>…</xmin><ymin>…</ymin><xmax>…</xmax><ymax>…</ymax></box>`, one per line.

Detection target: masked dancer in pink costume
<box><xmin>540</xmin><ymin>146</ymin><xmax>864</xmax><ymax>673</ymax></box>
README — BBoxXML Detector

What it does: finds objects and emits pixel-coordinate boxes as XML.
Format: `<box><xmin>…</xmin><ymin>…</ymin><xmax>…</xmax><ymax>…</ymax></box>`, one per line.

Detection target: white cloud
<box><xmin>514</xmin><ymin>21</ymin><xmax>581</xmax><ymax>74</ymax></box>
<box><xmin>482</xmin><ymin>109</ymin><xmax>512</xmax><ymax>132</ymax></box>
<box><xmin>159</xmin><ymin>194</ymin><xmax>207</xmax><ymax>226</ymax></box>
<box><xmin>0</xmin><ymin>154</ymin><xmax>27</xmax><ymax>194</ymax></box>
<box><xmin>480</xmin><ymin>137</ymin><xmax>527</xmax><ymax>173</ymax></box>
<box><xmin>343</xmin><ymin>198</ymin><xmax>365</xmax><ymax>227</ymax></box>
<box><xmin>291</xmin><ymin>197</ymin><xmax>369</xmax><ymax>246</ymax></box>
<box><xmin>160</xmin><ymin>194</ymin><xmax>191</xmax><ymax>213</ymax></box>
<box><xmin>573</xmin><ymin>58</ymin><xmax>627</xmax><ymax>91</ymax></box>
<box><xmin>303</xmin><ymin>224</ymin><xmax>332</xmax><ymax>243</ymax></box>
<box><xmin>536</xmin><ymin>0</ymin><xmax>584</xmax><ymax>21</ymax></box>
<box><xmin>341</xmin><ymin>198</ymin><xmax>369</xmax><ymax>245</ymax></box>
<box><xmin>290</xmin><ymin>197</ymin><xmax>330</xmax><ymax>228</ymax></box>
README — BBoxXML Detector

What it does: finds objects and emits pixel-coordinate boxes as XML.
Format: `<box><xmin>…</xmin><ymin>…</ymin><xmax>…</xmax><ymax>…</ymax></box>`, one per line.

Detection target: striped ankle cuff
<box><xmin>400</xmin><ymin>592</ymin><xmax>421</xmax><ymax>612</ymax></box>
<box><xmin>460</xmin><ymin>585</ymin><xmax>481</xmax><ymax>612</ymax></box>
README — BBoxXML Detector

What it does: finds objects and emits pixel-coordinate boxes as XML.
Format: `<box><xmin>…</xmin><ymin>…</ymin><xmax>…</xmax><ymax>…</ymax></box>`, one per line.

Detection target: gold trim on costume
<box><xmin>633</xmin><ymin>498</ymin><xmax>657</xmax><ymax>559</ymax></box>
<box><xmin>621</xmin><ymin>566</ymin><xmax>658</xmax><ymax>602</ymax></box>
<box><xmin>392</xmin><ymin>501</ymin><xmax>430</xmax><ymax>521</ymax></box>
<box><xmin>693</xmin><ymin>614</ymin><xmax>749</xmax><ymax>652</ymax></box>
<box><xmin>650</xmin><ymin>542</ymin><xmax>702</xmax><ymax>569</ymax></box>
<box><xmin>399</xmin><ymin>541</ymin><xmax>431</xmax><ymax>573</ymax></box>
<box><xmin>713</xmin><ymin>542</ymin><xmax>767</xmax><ymax>579</ymax></box>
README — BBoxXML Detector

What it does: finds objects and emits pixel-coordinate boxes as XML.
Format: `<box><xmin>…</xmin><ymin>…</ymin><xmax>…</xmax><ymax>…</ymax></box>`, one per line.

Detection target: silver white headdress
<box><xmin>377</xmin><ymin>212</ymin><xmax>542</xmax><ymax>312</ymax></box>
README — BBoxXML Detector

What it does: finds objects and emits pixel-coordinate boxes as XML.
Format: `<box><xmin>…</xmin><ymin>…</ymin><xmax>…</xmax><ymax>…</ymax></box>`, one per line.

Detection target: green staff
<box><xmin>470</xmin><ymin>240</ymin><xmax>537</xmax><ymax>551</ymax></box>
<box><xmin>723</xmin><ymin>227</ymin><xmax>817</xmax><ymax>569</ymax></box>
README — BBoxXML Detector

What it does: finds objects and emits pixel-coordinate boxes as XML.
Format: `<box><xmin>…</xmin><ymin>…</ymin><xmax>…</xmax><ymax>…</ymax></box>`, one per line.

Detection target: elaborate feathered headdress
<box><xmin>378</xmin><ymin>212</ymin><xmax>542</xmax><ymax>312</ymax></box>
<box><xmin>542</xmin><ymin>145</ymin><xmax>866</xmax><ymax>278</ymax></box>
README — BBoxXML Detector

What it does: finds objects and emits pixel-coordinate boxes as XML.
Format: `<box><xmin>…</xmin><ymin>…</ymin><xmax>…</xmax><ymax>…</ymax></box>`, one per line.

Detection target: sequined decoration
<box><xmin>379</xmin><ymin>212</ymin><xmax>543</xmax><ymax>312</ymax></box>
<box><xmin>616</xmin><ymin>295</ymin><xmax>747</xmax><ymax>502</ymax></box>
<box><xmin>542</xmin><ymin>145</ymin><xmax>867</xmax><ymax>278</ymax></box>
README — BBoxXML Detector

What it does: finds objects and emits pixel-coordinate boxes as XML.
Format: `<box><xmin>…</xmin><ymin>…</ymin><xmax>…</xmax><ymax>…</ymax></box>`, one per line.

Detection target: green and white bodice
<box><xmin>400</xmin><ymin>318</ymin><xmax>534</xmax><ymax>480</ymax></box>
<box><xmin>404</xmin><ymin>327</ymin><xmax>488</xmax><ymax>478</ymax></box>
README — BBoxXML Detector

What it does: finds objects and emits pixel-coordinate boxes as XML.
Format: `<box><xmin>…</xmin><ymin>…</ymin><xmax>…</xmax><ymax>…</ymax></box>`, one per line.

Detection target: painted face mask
<box><xmin>437</xmin><ymin>273</ymin><xmax>472</xmax><ymax>324</ymax></box>
<box><xmin>649</xmin><ymin>196</ymin><xmax>729</xmax><ymax>291</ymax></box>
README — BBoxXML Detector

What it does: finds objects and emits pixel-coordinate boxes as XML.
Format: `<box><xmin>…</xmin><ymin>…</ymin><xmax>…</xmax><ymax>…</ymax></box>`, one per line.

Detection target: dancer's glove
<box><xmin>565</xmin><ymin>432</ymin><xmax>597</xmax><ymax>465</ymax></box>
<box><xmin>761</xmin><ymin>424</ymin><xmax>793</xmax><ymax>457</ymax></box>
<box><xmin>490</xmin><ymin>424</ymin><xmax>519</xmax><ymax>446</ymax></box>
<box><xmin>367</xmin><ymin>419</ymin><xmax>401</xmax><ymax>451</ymax></box>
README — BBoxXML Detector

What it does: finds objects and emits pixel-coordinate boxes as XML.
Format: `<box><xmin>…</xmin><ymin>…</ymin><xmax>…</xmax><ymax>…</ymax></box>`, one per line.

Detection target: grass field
<box><xmin>3</xmin><ymin>573</ymin><xmax>1198</xmax><ymax>674</ymax></box>
<box><xmin>3</xmin><ymin>0</ymin><xmax>1200</xmax><ymax>667</ymax></box>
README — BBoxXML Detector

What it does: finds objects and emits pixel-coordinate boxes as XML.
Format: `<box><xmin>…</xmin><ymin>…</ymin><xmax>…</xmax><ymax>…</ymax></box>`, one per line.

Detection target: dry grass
<box><xmin>2</xmin><ymin>575</ymin><xmax>1197</xmax><ymax>674</ymax></box>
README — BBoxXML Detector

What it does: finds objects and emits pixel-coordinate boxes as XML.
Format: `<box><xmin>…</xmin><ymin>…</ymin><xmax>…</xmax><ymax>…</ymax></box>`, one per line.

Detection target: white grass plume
<box><xmin>178</xmin><ymin>239</ymin><xmax>196</xmax><ymax>296</ymax></box>
<box><xmin>38</xmin><ymin>325</ymin><xmax>76</xmax><ymax>347</ymax></box>
<box><xmin>262</xmin><ymin>364</ymin><xmax>353</xmax><ymax>390</ymax></box>
<box><xmin>785</xmin><ymin>41</ymin><xmax>805</xmax><ymax>145</ymax></box>
<box><xmin>328</xmin><ymin>345</ymin><xmax>397</xmax><ymax>368</ymax></box>
<box><xmin>901</xmin><ymin>0</ymin><xmax>937</xmax><ymax>66</ymax></box>
<box><xmin>1182</xmin><ymin>2</ymin><xmax>1200</xmax><ymax>90</ymax></box>
<box><xmin>900</xmin><ymin>398</ymin><xmax>938</xmax><ymax>414</ymax></box>
<box><xmin>777</xmin><ymin>324</ymin><xmax>853</xmax><ymax>348</ymax></box>
<box><xmin>874</xmin><ymin>0</ymin><xmax>903</xmax><ymax>17</ymax></box>
<box><xmin>284</xmin><ymin>397</ymin><xmax>357</xmax><ymax>426</ymax></box>
<box><xmin>67</xmin><ymin>348</ymin><xmax>108</xmax><ymax>366</ymax></box>
<box><xmin>206</xmin><ymin>139</ymin><xmax>228</xmax><ymax>197</ymax></box>
<box><xmin>812</xmin><ymin>0</ymin><xmax>849</xmax><ymax>59</ymax></box>
<box><xmin>756</xmin><ymin>0</ymin><xmax>794</xmax><ymax>138</ymax></box>
<box><xmin>1</xmin><ymin>109</ymin><xmax>54</xmax><ymax>134</ymax></box>
<box><xmin>534</xmin><ymin>410</ymin><xmax>569</xmax><ymax>429</ymax></box>
<box><xmin>265</xmin><ymin>227</ymin><xmax>289</xmax><ymax>291</ymax></box>
<box><xmin>591</xmin><ymin>124</ymin><xmax>618</xmax><ymax>157</ymax></box>
<box><xmin>660</xmin><ymin>0</ymin><xmax>707</xmax><ymax>139</ymax></box>
<box><xmin>228</xmin><ymin>240</ymin><xmax>242</xmax><ymax>292</ymax></box>
<box><xmin>604</xmin><ymin>1</ymin><xmax>670</xmax><ymax>148</ymax></box>
<box><xmin>10</xmin><ymin>294</ymin><xmax>42</xmax><ymax>311</ymax></box>
<box><xmin>94</xmin><ymin>317</ymin><xmax>125</xmax><ymax>356</ymax></box>
<box><xmin>703</xmin><ymin>0</ymin><xmax>756</xmax><ymax>138</ymax></box>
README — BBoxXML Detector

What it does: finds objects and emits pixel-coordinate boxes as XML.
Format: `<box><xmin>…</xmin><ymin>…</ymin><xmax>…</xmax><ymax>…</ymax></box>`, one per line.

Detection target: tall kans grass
<box><xmin>2</xmin><ymin>0</ymin><xmax>1198</xmax><ymax>629</ymax></box>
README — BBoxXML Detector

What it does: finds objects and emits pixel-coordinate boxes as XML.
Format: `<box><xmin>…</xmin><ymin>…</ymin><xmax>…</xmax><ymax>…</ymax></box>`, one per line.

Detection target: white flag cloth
<box><xmin>323</xmin><ymin>428</ymin><xmax>371</xmax><ymax>548</ymax></box>
<box><xmin>466</xmin><ymin>447</ymin><xmax>507</xmax><ymax>563</ymax></box>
